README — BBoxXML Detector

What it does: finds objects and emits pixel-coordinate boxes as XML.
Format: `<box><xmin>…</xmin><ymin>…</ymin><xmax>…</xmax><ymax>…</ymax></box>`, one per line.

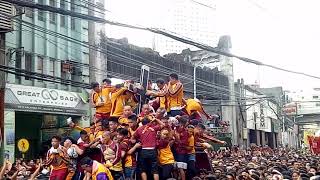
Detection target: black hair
<box><xmin>80</xmin><ymin>130</ymin><xmax>88</xmax><ymax>135</ymax></box>
<box><xmin>63</xmin><ymin>137</ymin><xmax>77</xmax><ymax>144</ymax></box>
<box><xmin>179</xmin><ymin>117</ymin><xmax>188</xmax><ymax>126</ymax></box>
<box><xmin>115</xmin><ymin>84</ymin><xmax>123</xmax><ymax>89</ymax></box>
<box><xmin>250</xmin><ymin>174</ymin><xmax>260</xmax><ymax>180</ymax></box>
<box><xmin>196</xmin><ymin>95</ymin><xmax>205</xmax><ymax>100</ymax></box>
<box><xmin>169</xmin><ymin>73</ymin><xmax>179</xmax><ymax>80</ymax></box>
<box><xmin>109</xmin><ymin>117</ymin><xmax>119</xmax><ymax>123</ymax></box>
<box><xmin>141</xmin><ymin>117</ymin><xmax>150</xmax><ymax>125</ymax></box>
<box><xmin>51</xmin><ymin>135</ymin><xmax>62</xmax><ymax>142</ymax></box>
<box><xmin>91</xmin><ymin>82</ymin><xmax>99</xmax><ymax>89</ymax></box>
<box><xmin>128</xmin><ymin>114</ymin><xmax>138</xmax><ymax>122</ymax></box>
<box><xmin>102</xmin><ymin>119</ymin><xmax>109</xmax><ymax>129</ymax></box>
<box><xmin>80</xmin><ymin>157</ymin><xmax>93</xmax><ymax>166</ymax></box>
<box><xmin>156</xmin><ymin>78</ymin><xmax>165</xmax><ymax>84</ymax></box>
<box><xmin>162</xmin><ymin>115</ymin><xmax>169</xmax><ymax>120</ymax></box>
<box><xmin>117</xmin><ymin>128</ymin><xmax>129</xmax><ymax>136</ymax></box>
<box><xmin>90</xmin><ymin>122</ymin><xmax>95</xmax><ymax>126</ymax></box>
<box><xmin>102</xmin><ymin>78</ymin><xmax>111</xmax><ymax>84</ymax></box>
<box><xmin>197</xmin><ymin>123</ymin><xmax>206</xmax><ymax>130</ymax></box>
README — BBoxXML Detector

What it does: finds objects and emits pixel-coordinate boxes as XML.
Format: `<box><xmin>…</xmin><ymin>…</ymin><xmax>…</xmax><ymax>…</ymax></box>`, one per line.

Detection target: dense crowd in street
<box><xmin>0</xmin><ymin>73</ymin><xmax>320</xmax><ymax>180</ymax></box>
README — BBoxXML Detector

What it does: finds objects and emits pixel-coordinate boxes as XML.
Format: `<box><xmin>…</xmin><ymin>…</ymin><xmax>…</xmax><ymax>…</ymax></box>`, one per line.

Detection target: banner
<box><xmin>5</xmin><ymin>84</ymin><xmax>88</xmax><ymax>115</ymax></box>
<box><xmin>4</xmin><ymin>111</ymin><xmax>15</xmax><ymax>162</ymax></box>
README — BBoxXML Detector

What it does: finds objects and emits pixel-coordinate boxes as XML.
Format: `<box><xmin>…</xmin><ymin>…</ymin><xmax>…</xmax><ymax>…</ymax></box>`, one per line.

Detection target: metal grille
<box><xmin>0</xmin><ymin>1</ymin><xmax>13</xmax><ymax>32</ymax></box>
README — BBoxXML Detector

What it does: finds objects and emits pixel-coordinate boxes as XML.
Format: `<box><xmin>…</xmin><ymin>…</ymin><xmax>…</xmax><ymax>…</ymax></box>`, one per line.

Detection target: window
<box><xmin>61</xmin><ymin>61</ymin><xmax>71</xmax><ymax>80</ymax></box>
<box><xmin>60</xmin><ymin>15</ymin><xmax>66</xmax><ymax>27</ymax></box>
<box><xmin>25</xmin><ymin>8</ymin><xmax>34</xmax><ymax>18</ymax></box>
<box><xmin>60</xmin><ymin>0</ymin><xmax>65</xmax><ymax>9</ymax></box>
<box><xmin>71</xmin><ymin>0</ymin><xmax>75</xmax><ymax>11</ymax></box>
<box><xmin>37</xmin><ymin>0</ymin><xmax>45</xmax><ymax>21</ymax></box>
<box><xmin>49</xmin><ymin>0</ymin><xmax>56</xmax><ymax>24</ymax></box>
<box><xmin>37</xmin><ymin>56</ymin><xmax>44</xmax><ymax>74</ymax></box>
<box><xmin>71</xmin><ymin>17</ymin><xmax>76</xmax><ymax>30</ymax></box>
<box><xmin>15</xmin><ymin>52</ymin><xmax>22</xmax><ymax>81</ymax></box>
<box><xmin>49</xmin><ymin>12</ymin><xmax>56</xmax><ymax>23</ymax></box>
<box><xmin>49</xmin><ymin>58</ymin><xmax>55</xmax><ymax>76</ymax></box>
<box><xmin>38</xmin><ymin>10</ymin><xmax>45</xmax><ymax>21</ymax></box>
<box><xmin>25</xmin><ymin>53</ymin><xmax>32</xmax><ymax>80</ymax></box>
<box><xmin>316</xmin><ymin>103</ymin><xmax>320</xmax><ymax>107</ymax></box>
<box><xmin>313</xmin><ymin>96</ymin><xmax>319</xmax><ymax>99</ymax></box>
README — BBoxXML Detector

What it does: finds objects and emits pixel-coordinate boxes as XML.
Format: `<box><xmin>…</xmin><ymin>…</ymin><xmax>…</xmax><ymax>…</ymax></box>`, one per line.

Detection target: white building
<box><xmin>245</xmin><ymin>86</ymin><xmax>280</xmax><ymax>148</ymax></box>
<box><xmin>288</xmin><ymin>88</ymin><xmax>320</xmax><ymax>115</ymax></box>
<box><xmin>154</xmin><ymin>0</ymin><xmax>218</xmax><ymax>54</ymax></box>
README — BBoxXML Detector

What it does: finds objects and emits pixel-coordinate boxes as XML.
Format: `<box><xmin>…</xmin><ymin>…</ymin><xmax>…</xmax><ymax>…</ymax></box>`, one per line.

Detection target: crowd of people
<box><xmin>1</xmin><ymin>73</ymin><xmax>320</xmax><ymax>180</ymax></box>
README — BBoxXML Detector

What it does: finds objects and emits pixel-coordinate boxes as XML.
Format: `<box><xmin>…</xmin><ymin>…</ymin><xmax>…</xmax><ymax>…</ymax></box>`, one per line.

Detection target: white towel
<box><xmin>48</xmin><ymin>145</ymin><xmax>63</xmax><ymax>154</ymax></box>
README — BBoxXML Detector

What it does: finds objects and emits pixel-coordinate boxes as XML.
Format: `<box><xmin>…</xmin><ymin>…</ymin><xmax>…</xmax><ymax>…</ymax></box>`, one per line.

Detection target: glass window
<box><xmin>60</xmin><ymin>0</ymin><xmax>65</xmax><ymax>9</ymax></box>
<box><xmin>25</xmin><ymin>53</ymin><xmax>32</xmax><ymax>80</ymax></box>
<box><xmin>25</xmin><ymin>8</ymin><xmax>34</xmax><ymax>18</ymax></box>
<box><xmin>71</xmin><ymin>0</ymin><xmax>75</xmax><ymax>11</ymax></box>
<box><xmin>37</xmin><ymin>56</ymin><xmax>44</xmax><ymax>74</ymax></box>
<box><xmin>71</xmin><ymin>17</ymin><xmax>76</xmax><ymax>30</ymax></box>
<box><xmin>49</xmin><ymin>0</ymin><xmax>56</xmax><ymax>24</ymax></box>
<box><xmin>49</xmin><ymin>58</ymin><xmax>55</xmax><ymax>76</ymax></box>
<box><xmin>38</xmin><ymin>10</ymin><xmax>45</xmax><ymax>21</ymax></box>
<box><xmin>60</xmin><ymin>15</ymin><xmax>66</xmax><ymax>27</ymax></box>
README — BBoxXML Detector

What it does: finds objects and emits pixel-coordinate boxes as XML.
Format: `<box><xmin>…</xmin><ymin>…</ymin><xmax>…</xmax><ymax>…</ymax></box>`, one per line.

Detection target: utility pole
<box><xmin>193</xmin><ymin>65</ymin><xmax>196</xmax><ymax>98</ymax></box>
<box><xmin>0</xmin><ymin>32</ymin><xmax>5</xmax><ymax>165</ymax></box>
<box><xmin>218</xmin><ymin>35</ymin><xmax>238</xmax><ymax>145</ymax></box>
<box><xmin>88</xmin><ymin>0</ymin><xmax>106</xmax><ymax>84</ymax></box>
<box><xmin>88</xmin><ymin>0</ymin><xmax>96</xmax><ymax>84</ymax></box>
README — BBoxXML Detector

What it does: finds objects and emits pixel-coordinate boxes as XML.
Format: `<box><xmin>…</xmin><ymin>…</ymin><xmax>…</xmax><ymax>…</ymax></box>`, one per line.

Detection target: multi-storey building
<box><xmin>154</xmin><ymin>0</ymin><xmax>218</xmax><ymax>54</ymax></box>
<box><xmin>3</xmin><ymin>0</ymin><xmax>91</xmax><ymax>161</ymax></box>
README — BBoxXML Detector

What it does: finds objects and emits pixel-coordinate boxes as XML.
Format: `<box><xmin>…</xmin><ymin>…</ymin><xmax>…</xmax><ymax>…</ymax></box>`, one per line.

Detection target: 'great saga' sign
<box><xmin>6</xmin><ymin>84</ymin><xmax>80</xmax><ymax>108</ymax></box>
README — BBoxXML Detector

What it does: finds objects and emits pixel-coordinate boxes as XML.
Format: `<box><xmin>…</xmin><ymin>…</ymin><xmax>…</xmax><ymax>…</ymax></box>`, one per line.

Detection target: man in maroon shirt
<box><xmin>174</xmin><ymin>117</ymin><xmax>189</xmax><ymax>180</ymax></box>
<box><xmin>132</xmin><ymin>116</ymin><xmax>165</xmax><ymax>180</ymax></box>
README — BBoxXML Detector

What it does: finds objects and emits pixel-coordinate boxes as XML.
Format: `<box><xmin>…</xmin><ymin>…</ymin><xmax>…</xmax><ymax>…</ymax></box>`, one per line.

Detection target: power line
<box><xmin>0</xmin><ymin>13</ymin><xmax>276</xmax><ymax>99</ymax></box>
<box><xmin>5</xmin><ymin>15</ymin><xmax>239</xmax><ymax>98</ymax></box>
<box><xmin>5</xmin><ymin>0</ymin><xmax>320</xmax><ymax>80</ymax></box>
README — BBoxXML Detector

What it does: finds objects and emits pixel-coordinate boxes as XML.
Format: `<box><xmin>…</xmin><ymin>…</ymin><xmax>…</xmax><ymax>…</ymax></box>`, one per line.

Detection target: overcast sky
<box><xmin>105</xmin><ymin>0</ymin><xmax>320</xmax><ymax>91</ymax></box>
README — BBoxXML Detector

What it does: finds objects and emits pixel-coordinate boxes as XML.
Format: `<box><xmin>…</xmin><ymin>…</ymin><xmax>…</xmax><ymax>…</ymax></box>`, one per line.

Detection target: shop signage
<box><xmin>5</xmin><ymin>84</ymin><xmax>88</xmax><ymax>115</ymax></box>
<box><xmin>17</xmin><ymin>138</ymin><xmax>30</xmax><ymax>153</ymax></box>
<box><xmin>283</xmin><ymin>103</ymin><xmax>297</xmax><ymax>116</ymax></box>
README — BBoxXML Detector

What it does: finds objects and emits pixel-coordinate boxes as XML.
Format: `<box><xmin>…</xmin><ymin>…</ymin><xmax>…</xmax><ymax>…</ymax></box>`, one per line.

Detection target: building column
<box><xmin>261</xmin><ymin>131</ymin><xmax>266</xmax><ymax>146</ymax></box>
<box><xmin>256</xmin><ymin>130</ymin><xmax>261</xmax><ymax>146</ymax></box>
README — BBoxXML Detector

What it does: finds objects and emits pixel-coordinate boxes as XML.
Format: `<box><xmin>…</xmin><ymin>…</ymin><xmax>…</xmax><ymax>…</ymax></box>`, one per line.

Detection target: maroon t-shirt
<box><xmin>134</xmin><ymin>124</ymin><xmax>161</xmax><ymax>148</ymax></box>
<box><xmin>175</xmin><ymin>127</ymin><xmax>189</xmax><ymax>154</ymax></box>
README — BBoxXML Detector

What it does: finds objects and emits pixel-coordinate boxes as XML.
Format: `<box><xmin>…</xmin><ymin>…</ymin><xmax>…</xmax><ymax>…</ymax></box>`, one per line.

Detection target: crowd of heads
<box><xmin>3</xmin><ymin>74</ymin><xmax>320</xmax><ymax>180</ymax></box>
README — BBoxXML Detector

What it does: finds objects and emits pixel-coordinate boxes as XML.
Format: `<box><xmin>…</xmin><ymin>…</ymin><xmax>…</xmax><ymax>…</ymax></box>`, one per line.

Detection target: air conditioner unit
<box><xmin>0</xmin><ymin>1</ymin><xmax>14</xmax><ymax>32</ymax></box>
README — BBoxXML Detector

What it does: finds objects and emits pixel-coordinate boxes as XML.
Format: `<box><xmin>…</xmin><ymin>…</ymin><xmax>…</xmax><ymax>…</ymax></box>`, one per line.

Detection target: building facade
<box><xmin>3</xmin><ymin>0</ymin><xmax>91</xmax><ymax>161</ymax></box>
<box><xmin>245</xmin><ymin>86</ymin><xmax>281</xmax><ymax>148</ymax></box>
<box><xmin>288</xmin><ymin>88</ymin><xmax>320</xmax><ymax>147</ymax></box>
<box><xmin>153</xmin><ymin>0</ymin><xmax>218</xmax><ymax>54</ymax></box>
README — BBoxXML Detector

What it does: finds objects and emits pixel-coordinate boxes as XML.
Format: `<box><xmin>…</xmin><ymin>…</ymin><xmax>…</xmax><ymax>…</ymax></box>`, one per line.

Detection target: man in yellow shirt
<box><xmin>91</xmin><ymin>82</ymin><xmax>112</xmax><ymax>120</ymax></box>
<box><xmin>158</xmin><ymin>129</ymin><xmax>175</xmax><ymax>180</ymax></box>
<box><xmin>80</xmin><ymin>157</ymin><xmax>113</xmax><ymax>180</ymax></box>
<box><xmin>183</xmin><ymin>95</ymin><xmax>212</xmax><ymax>120</ymax></box>
<box><xmin>187</xmin><ymin>125</ymin><xmax>197</xmax><ymax>179</ymax></box>
<box><xmin>118</xmin><ymin>105</ymin><xmax>134</xmax><ymax>125</ymax></box>
<box><xmin>167</xmin><ymin>73</ymin><xmax>184</xmax><ymax>117</ymax></box>
<box><xmin>45</xmin><ymin>136</ymin><xmax>69</xmax><ymax>180</ymax></box>
<box><xmin>110</xmin><ymin>84</ymin><xmax>128</xmax><ymax>117</ymax></box>
<box><xmin>146</xmin><ymin>78</ymin><xmax>168</xmax><ymax>112</ymax></box>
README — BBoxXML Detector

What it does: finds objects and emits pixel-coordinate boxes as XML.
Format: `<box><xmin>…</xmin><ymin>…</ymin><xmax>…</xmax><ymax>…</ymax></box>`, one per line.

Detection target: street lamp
<box><xmin>193</xmin><ymin>56</ymin><xmax>219</xmax><ymax>98</ymax></box>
